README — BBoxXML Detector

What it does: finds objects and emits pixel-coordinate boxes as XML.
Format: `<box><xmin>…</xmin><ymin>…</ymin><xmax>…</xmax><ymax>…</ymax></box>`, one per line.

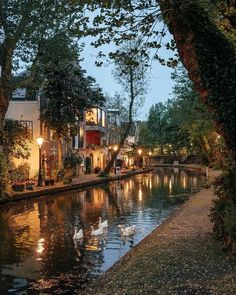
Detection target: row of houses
<box><xmin>6</xmin><ymin>87</ymin><xmax>141</xmax><ymax>178</ymax></box>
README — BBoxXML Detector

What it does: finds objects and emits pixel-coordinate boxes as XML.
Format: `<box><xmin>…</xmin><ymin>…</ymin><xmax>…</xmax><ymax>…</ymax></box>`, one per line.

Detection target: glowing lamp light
<box><xmin>37</xmin><ymin>136</ymin><xmax>44</xmax><ymax>187</ymax></box>
<box><xmin>113</xmin><ymin>145</ymin><xmax>118</xmax><ymax>151</ymax></box>
<box><xmin>36</xmin><ymin>136</ymin><xmax>44</xmax><ymax>147</ymax></box>
<box><xmin>138</xmin><ymin>149</ymin><xmax>142</xmax><ymax>155</ymax></box>
<box><xmin>148</xmin><ymin>152</ymin><xmax>152</xmax><ymax>156</ymax></box>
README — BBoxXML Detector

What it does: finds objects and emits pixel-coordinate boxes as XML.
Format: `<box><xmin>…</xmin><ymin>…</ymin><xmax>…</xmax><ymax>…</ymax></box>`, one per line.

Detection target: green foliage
<box><xmin>104</xmin><ymin>40</ymin><xmax>149</xmax><ymax>174</ymax></box>
<box><xmin>146</xmin><ymin>102</ymin><xmax>168</xmax><ymax>153</ymax></box>
<box><xmin>40</xmin><ymin>36</ymin><xmax>105</xmax><ymax>145</ymax></box>
<box><xmin>94</xmin><ymin>166</ymin><xmax>102</xmax><ymax>174</ymax></box>
<box><xmin>112</xmin><ymin>41</ymin><xmax>148</xmax><ymax>117</ymax></box>
<box><xmin>138</xmin><ymin>66</ymin><xmax>216</xmax><ymax>161</ymax></box>
<box><xmin>63</xmin><ymin>154</ymin><xmax>82</xmax><ymax>169</ymax></box>
<box><xmin>84</xmin><ymin>1</ymin><xmax>178</xmax><ymax>67</ymax></box>
<box><xmin>0</xmin><ymin>153</ymin><xmax>9</xmax><ymax>198</ymax></box>
<box><xmin>168</xmin><ymin>66</ymin><xmax>216</xmax><ymax>162</ymax></box>
<box><xmin>0</xmin><ymin>0</ymin><xmax>88</xmax><ymax>129</ymax></box>
<box><xmin>0</xmin><ymin>119</ymin><xmax>32</xmax><ymax>160</ymax></box>
<box><xmin>188</xmin><ymin>4</ymin><xmax>236</xmax><ymax>154</ymax></box>
<box><xmin>106</xmin><ymin>92</ymin><xmax>129</xmax><ymax>121</ymax></box>
<box><xmin>1</xmin><ymin>0</ymin><xmax>87</xmax><ymax>76</ymax></box>
<box><xmin>9</xmin><ymin>163</ymin><xmax>30</xmax><ymax>183</ymax></box>
<box><xmin>98</xmin><ymin>171</ymin><xmax>109</xmax><ymax>177</ymax></box>
<box><xmin>210</xmin><ymin>157</ymin><xmax>236</xmax><ymax>252</ymax></box>
<box><xmin>85</xmin><ymin>0</ymin><xmax>236</xmax><ymax>252</ymax></box>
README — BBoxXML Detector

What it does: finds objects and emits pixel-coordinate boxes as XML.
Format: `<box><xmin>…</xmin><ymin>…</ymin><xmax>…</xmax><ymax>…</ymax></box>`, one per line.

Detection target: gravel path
<box><xmin>82</xmin><ymin>170</ymin><xmax>236</xmax><ymax>295</ymax></box>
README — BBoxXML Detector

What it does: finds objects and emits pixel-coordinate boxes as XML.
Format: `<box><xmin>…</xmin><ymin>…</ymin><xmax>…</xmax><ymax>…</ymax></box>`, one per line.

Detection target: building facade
<box><xmin>7</xmin><ymin>86</ymin><xmax>125</xmax><ymax>177</ymax></box>
<box><xmin>6</xmin><ymin>88</ymin><xmax>41</xmax><ymax>177</ymax></box>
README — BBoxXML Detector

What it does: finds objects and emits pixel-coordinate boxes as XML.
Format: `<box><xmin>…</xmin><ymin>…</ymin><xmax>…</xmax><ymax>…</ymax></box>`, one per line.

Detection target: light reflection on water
<box><xmin>0</xmin><ymin>168</ymin><xmax>203</xmax><ymax>294</ymax></box>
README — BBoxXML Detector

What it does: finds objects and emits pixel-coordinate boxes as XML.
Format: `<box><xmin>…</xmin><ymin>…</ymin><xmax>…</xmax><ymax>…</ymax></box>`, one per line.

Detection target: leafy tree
<box><xmin>104</xmin><ymin>41</ymin><xmax>148</xmax><ymax>174</ymax></box>
<box><xmin>106</xmin><ymin>92</ymin><xmax>129</xmax><ymax>121</ymax></box>
<box><xmin>146</xmin><ymin>103</ymin><xmax>168</xmax><ymax>155</ymax></box>
<box><xmin>0</xmin><ymin>0</ymin><xmax>87</xmax><ymax>130</ymax></box>
<box><xmin>86</xmin><ymin>0</ymin><xmax>236</xmax><ymax>251</ymax></box>
<box><xmin>0</xmin><ymin>152</ymin><xmax>9</xmax><ymax>198</ymax></box>
<box><xmin>138</xmin><ymin>66</ymin><xmax>218</xmax><ymax>162</ymax></box>
<box><xmin>0</xmin><ymin>119</ymin><xmax>31</xmax><ymax>160</ymax></box>
<box><xmin>137</xmin><ymin>121</ymin><xmax>152</xmax><ymax>148</ymax></box>
<box><xmin>85</xmin><ymin>0</ymin><xmax>236</xmax><ymax>155</ymax></box>
<box><xmin>167</xmin><ymin>66</ymin><xmax>216</xmax><ymax>163</ymax></box>
<box><xmin>40</xmin><ymin>36</ymin><xmax>105</xmax><ymax>169</ymax></box>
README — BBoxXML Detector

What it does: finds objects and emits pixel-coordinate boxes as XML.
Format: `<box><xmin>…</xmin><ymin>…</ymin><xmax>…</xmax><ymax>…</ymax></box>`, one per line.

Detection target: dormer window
<box><xmin>86</xmin><ymin>107</ymin><xmax>106</xmax><ymax>127</ymax></box>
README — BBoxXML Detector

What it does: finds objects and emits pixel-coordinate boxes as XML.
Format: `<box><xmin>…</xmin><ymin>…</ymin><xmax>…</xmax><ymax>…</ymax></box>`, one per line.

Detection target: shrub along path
<box><xmin>83</xmin><ymin>170</ymin><xmax>236</xmax><ymax>295</ymax></box>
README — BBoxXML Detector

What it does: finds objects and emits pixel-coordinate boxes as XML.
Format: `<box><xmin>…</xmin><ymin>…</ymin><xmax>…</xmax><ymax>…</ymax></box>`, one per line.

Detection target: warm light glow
<box><xmin>163</xmin><ymin>175</ymin><xmax>168</xmax><ymax>185</ymax></box>
<box><xmin>169</xmin><ymin>180</ymin><xmax>172</xmax><ymax>193</ymax></box>
<box><xmin>36</xmin><ymin>238</ymin><xmax>45</xmax><ymax>254</ymax></box>
<box><xmin>113</xmin><ymin>145</ymin><xmax>118</xmax><ymax>151</ymax></box>
<box><xmin>148</xmin><ymin>152</ymin><xmax>152</xmax><ymax>156</ymax></box>
<box><xmin>138</xmin><ymin>184</ymin><xmax>143</xmax><ymax>201</ymax></box>
<box><xmin>86</xmin><ymin>108</ymin><xmax>98</xmax><ymax>124</ymax></box>
<box><xmin>138</xmin><ymin>149</ymin><xmax>142</xmax><ymax>155</ymax></box>
<box><xmin>92</xmin><ymin>188</ymin><xmax>104</xmax><ymax>205</ymax></box>
<box><xmin>36</xmin><ymin>136</ymin><xmax>44</xmax><ymax>147</ymax></box>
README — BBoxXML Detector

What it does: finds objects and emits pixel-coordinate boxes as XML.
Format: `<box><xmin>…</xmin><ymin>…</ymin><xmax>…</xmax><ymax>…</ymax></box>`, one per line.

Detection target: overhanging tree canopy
<box><xmin>0</xmin><ymin>0</ymin><xmax>87</xmax><ymax>130</ymax></box>
<box><xmin>84</xmin><ymin>0</ymin><xmax>236</xmax><ymax>156</ymax></box>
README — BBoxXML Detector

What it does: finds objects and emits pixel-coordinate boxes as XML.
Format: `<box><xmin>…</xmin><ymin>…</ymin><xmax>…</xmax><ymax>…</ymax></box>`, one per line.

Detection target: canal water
<box><xmin>0</xmin><ymin>168</ymin><xmax>204</xmax><ymax>294</ymax></box>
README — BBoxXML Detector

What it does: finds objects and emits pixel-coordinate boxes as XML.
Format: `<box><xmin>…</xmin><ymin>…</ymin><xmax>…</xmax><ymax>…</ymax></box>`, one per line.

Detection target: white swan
<box><xmin>73</xmin><ymin>227</ymin><xmax>83</xmax><ymax>240</ymax></box>
<box><xmin>98</xmin><ymin>217</ymin><xmax>108</xmax><ymax>228</ymax></box>
<box><xmin>118</xmin><ymin>224</ymin><xmax>136</xmax><ymax>236</ymax></box>
<box><xmin>91</xmin><ymin>225</ymin><xmax>103</xmax><ymax>236</ymax></box>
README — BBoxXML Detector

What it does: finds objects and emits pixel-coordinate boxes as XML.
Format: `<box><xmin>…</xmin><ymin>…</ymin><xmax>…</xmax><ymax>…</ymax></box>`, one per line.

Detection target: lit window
<box><xmin>50</xmin><ymin>129</ymin><xmax>54</xmax><ymax>141</ymax></box>
<box><xmin>86</xmin><ymin>108</ymin><xmax>98</xmax><ymax>124</ymax></box>
<box><xmin>102</xmin><ymin>110</ymin><xmax>106</xmax><ymax>127</ymax></box>
<box><xmin>20</xmin><ymin>121</ymin><xmax>33</xmax><ymax>138</ymax></box>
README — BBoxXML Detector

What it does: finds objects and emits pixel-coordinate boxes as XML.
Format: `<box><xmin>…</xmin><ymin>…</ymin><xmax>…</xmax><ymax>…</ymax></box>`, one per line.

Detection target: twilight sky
<box><xmin>80</xmin><ymin>36</ymin><xmax>175</xmax><ymax>120</ymax></box>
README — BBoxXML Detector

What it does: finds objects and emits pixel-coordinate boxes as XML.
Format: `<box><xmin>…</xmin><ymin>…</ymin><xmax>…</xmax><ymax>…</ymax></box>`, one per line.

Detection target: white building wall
<box><xmin>6</xmin><ymin>100</ymin><xmax>41</xmax><ymax>177</ymax></box>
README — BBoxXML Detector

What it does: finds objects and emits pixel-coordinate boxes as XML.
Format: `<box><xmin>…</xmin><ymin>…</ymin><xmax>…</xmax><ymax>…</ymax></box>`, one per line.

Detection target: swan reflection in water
<box><xmin>120</xmin><ymin>235</ymin><xmax>134</xmax><ymax>248</ymax></box>
<box><xmin>74</xmin><ymin>238</ymin><xmax>83</xmax><ymax>261</ymax></box>
<box><xmin>75</xmin><ymin>228</ymin><xmax>108</xmax><ymax>253</ymax></box>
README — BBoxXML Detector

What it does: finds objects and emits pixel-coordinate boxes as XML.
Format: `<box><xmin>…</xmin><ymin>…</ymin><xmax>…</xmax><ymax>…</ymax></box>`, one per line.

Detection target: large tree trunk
<box><xmin>159</xmin><ymin>1</ymin><xmax>236</xmax><ymax>158</ymax></box>
<box><xmin>0</xmin><ymin>83</ymin><xmax>9</xmax><ymax>131</ymax></box>
<box><xmin>104</xmin><ymin>121</ymin><xmax>133</xmax><ymax>174</ymax></box>
<box><xmin>104</xmin><ymin>68</ymin><xmax>135</xmax><ymax>174</ymax></box>
<box><xmin>158</xmin><ymin>1</ymin><xmax>236</xmax><ymax>252</ymax></box>
<box><xmin>0</xmin><ymin>45</ymin><xmax>13</xmax><ymax>131</ymax></box>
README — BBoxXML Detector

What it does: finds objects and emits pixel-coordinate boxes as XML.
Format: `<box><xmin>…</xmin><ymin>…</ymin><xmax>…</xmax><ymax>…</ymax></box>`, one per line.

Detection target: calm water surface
<box><xmin>0</xmin><ymin>168</ymin><xmax>204</xmax><ymax>294</ymax></box>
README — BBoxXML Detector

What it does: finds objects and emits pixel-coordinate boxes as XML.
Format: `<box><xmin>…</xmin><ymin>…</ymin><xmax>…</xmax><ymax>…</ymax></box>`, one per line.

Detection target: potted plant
<box><xmin>49</xmin><ymin>179</ymin><xmax>55</xmax><ymax>185</ymax></box>
<box><xmin>25</xmin><ymin>180</ymin><xmax>35</xmax><ymax>190</ymax></box>
<box><xmin>44</xmin><ymin>179</ymin><xmax>50</xmax><ymax>186</ymax></box>
<box><xmin>12</xmin><ymin>182</ymin><xmax>25</xmax><ymax>192</ymax></box>
<box><xmin>85</xmin><ymin>156</ymin><xmax>92</xmax><ymax>174</ymax></box>
<box><xmin>94</xmin><ymin>166</ymin><xmax>101</xmax><ymax>174</ymax></box>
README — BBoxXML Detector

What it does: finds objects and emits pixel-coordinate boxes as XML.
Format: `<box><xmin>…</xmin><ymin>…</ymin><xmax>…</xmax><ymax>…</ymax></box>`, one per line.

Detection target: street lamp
<box><xmin>113</xmin><ymin>145</ymin><xmax>118</xmax><ymax>152</ymax></box>
<box><xmin>37</xmin><ymin>136</ymin><xmax>44</xmax><ymax>187</ymax></box>
<box><xmin>138</xmin><ymin>149</ymin><xmax>142</xmax><ymax>155</ymax></box>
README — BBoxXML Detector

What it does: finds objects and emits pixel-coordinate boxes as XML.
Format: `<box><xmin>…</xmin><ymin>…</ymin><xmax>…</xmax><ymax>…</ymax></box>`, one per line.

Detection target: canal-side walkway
<box><xmin>1</xmin><ymin>169</ymin><xmax>154</xmax><ymax>204</ymax></box>
<box><xmin>83</xmin><ymin>169</ymin><xmax>236</xmax><ymax>295</ymax></box>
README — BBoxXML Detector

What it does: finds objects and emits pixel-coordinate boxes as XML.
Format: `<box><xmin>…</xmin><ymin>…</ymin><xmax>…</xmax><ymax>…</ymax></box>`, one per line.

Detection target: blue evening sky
<box><xmin>81</xmin><ymin>37</ymin><xmax>175</xmax><ymax>120</ymax></box>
